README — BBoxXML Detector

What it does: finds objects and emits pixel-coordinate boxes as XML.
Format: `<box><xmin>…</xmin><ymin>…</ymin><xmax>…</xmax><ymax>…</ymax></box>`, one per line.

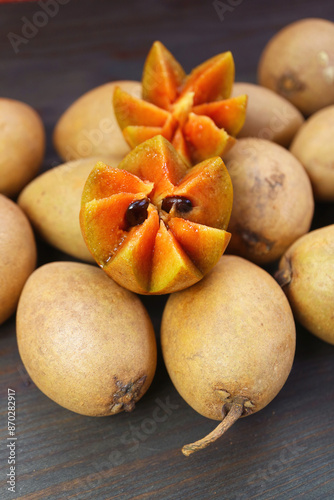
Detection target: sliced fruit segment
<box><xmin>123</xmin><ymin>125</ymin><xmax>163</xmax><ymax>149</ymax></box>
<box><xmin>118</xmin><ymin>136</ymin><xmax>188</xmax><ymax>202</ymax></box>
<box><xmin>150</xmin><ymin>221</ymin><xmax>202</xmax><ymax>294</ymax></box>
<box><xmin>171</xmin><ymin>126</ymin><xmax>192</xmax><ymax>166</ymax></box>
<box><xmin>172</xmin><ymin>156</ymin><xmax>233</xmax><ymax>230</ymax></box>
<box><xmin>183</xmin><ymin>113</ymin><xmax>236</xmax><ymax>163</ymax></box>
<box><xmin>105</xmin><ymin>205</ymin><xmax>159</xmax><ymax>293</ymax></box>
<box><xmin>113</xmin><ymin>87</ymin><xmax>170</xmax><ymax>128</ymax></box>
<box><xmin>161</xmin><ymin>114</ymin><xmax>178</xmax><ymax>142</ymax></box>
<box><xmin>172</xmin><ymin>92</ymin><xmax>195</xmax><ymax>127</ymax></box>
<box><xmin>82</xmin><ymin>162</ymin><xmax>153</xmax><ymax>204</ymax></box>
<box><xmin>80</xmin><ymin>193</ymin><xmax>144</xmax><ymax>264</ymax></box>
<box><xmin>192</xmin><ymin>94</ymin><xmax>248</xmax><ymax>136</ymax></box>
<box><xmin>168</xmin><ymin>218</ymin><xmax>231</xmax><ymax>274</ymax></box>
<box><xmin>142</xmin><ymin>41</ymin><xmax>186</xmax><ymax>110</ymax></box>
<box><xmin>181</xmin><ymin>52</ymin><xmax>235</xmax><ymax>105</ymax></box>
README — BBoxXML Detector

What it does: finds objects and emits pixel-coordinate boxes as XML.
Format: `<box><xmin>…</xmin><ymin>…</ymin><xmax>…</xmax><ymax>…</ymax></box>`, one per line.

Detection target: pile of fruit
<box><xmin>1</xmin><ymin>18</ymin><xmax>334</xmax><ymax>456</ymax></box>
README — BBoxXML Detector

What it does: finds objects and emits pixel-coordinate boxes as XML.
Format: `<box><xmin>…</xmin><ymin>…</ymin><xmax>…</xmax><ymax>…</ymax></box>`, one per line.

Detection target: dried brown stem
<box><xmin>182</xmin><ymin>397</ymin><xmax>245</xmax><ymax>457</ymax></box>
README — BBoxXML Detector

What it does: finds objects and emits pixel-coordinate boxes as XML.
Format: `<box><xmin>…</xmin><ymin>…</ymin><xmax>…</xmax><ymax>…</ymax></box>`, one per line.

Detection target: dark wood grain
<box><xmin>1</xmin><ymin>1</ymin><xmax>334</xmax><ymax>499</ymax></box>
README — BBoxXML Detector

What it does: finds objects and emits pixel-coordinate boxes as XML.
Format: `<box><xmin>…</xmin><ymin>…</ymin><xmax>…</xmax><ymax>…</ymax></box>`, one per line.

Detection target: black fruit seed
<box><xmin>161</xmin><ymin>196</ymin><xmax>192</xmax><ymax>214</ymax></box>
<box><xmin>125</xmin><ymin>199</ymin><xmax>149</xmax><ymax>227</ymax></box>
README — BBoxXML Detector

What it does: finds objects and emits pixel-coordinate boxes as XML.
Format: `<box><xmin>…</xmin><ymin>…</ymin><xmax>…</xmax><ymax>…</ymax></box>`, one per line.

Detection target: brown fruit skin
<box><xmin>290</xmin><ymin>105</ymin><xmax>334</xmax><ymax>202</ymax></box>
<box><xmin>18</xmin><ymin>157</ymin><xmax>119</xmax><ymax>262</ymax></box>
<box><xmin>258</xmin><ymin>18</ymin><xmax>334</xmax><ymax>116</ymax></box>
<box><xmin>0</xmin><ymin>98</ymin><xmax>45</xmax><ymax>198</ymax></box>
<box><xmin>0</xmin><ymin>195</ymin><xmax>37</xmax><ymax>325</ymax></box>
<box><xmin>161</xmin><ymin>255</ymin><xmax>296</xmax><ymax>421</ymax></box>
<box><xmin>232</xmin><ymin>82</ymin><xmax>304</xmax><ymax>147</ymax></box>
<box><xmin>53</xmin><ymin>81</ymin><xmax>141</xmax><ymax>161</ymax></box>
<box><xmin>223</xmin><ymin>138</ymin><xmax>314</xmax><ymax>264</ymax></box>
<box><xmin>16</xmin><ymin>262</ymin><xmax>157</xmax><ymax>416</ymax></box>
<box><xmin>277</xmin><ymin>225</ymin><xmax>334</xmax><ymax>345</ymax></box>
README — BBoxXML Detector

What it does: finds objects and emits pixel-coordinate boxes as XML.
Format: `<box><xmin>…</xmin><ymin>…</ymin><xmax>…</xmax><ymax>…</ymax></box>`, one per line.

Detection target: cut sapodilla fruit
<box><xmin>113</xmin><ymin>41</ymin><xmax>247</xmax><ymax>166</ymax></box>
<box><xmin>80</xmin><ymin>136</ymin><xmax>232</xmax><ymax>294</ymax></box>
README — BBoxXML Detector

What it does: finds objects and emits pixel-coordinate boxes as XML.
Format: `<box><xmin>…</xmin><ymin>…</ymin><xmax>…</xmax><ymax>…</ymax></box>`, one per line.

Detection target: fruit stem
<box><xmin>275</xmin><ymin>268</ymin><xmax>292</xmax><ymax>288</ymax></box>
<box><xmin>182</xmin><ymin>397</ymin><xmax>245</xmax><ymax>457</ymax></box>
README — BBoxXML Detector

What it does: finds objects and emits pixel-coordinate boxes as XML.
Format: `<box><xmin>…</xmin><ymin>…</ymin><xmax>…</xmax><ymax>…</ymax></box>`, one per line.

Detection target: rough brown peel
<box><xmin>161</xmin><ymin>255</ymin><xmax>296</xmax><ymax>455</ymax></box>
<box><xmin>277</xmin><ymin>225</ymin><xmax>334</xmax><ymax>345</ymax></box>
<box><xmin>110</xmin><ymin>376</ymin><xmax>147</xmax><ymax>414</ymax></box>
<box><xmin>16</xmin><ymin>262</ymin><xmax>157</xmax><ymax>416</ymax></box>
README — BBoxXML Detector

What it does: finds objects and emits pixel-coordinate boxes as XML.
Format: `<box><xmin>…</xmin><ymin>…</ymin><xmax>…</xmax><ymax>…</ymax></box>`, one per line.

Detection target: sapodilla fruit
<box><xmin>53</xmin><ymin>80</ymin><xmax>142</xmax><ymax>161</ymax></box>
<box><xmin>290</xmin><ymin>105</ymin><xmax>334</xmax><ymax>202</ymax></box>
<box><xmin>0</xmin><ymin>195</ymin><xmax>36</xmax><ymax>325</ymax></box>
<box><xmin>16</xmin><ymin>262</ymin><xmax>157</xmax><ymax>416</ymax></box>
<box><xmin>161</xmin><ymin>255</ymin><xmax>296</xmax><ymax>455</ymax></box>
<box><xmin>114</xmin><ymin>41</ymin><xmax>247</xmax><ymax>166</ymax></box>
<box><xmin>223</xmin><ymin>138</ymin><xmax>314</xmax><ymax>264</ymax></box>
<box><xmin>232</xmin><ymin>82</ymin><xmax>304</xmax><ymax>147</ymax></box>
<box><xmin>0</xmin><ymin>98</ymin><xmax>45</xmax><ymax>198</ymax></box>
<box><xmin>276</xmin><ymin>225</ymin><xmax>334</xmax><ymax>345</ymax></box>
<box><xmin>258</xmin><ymin>18</ymin><xmax>334</xmax><ymax>116</ymax></box>
<box><xmin>80</xmin><ymin>136</ymin><xmax>233</xmax><ymax>294</ymax></box>
<box><xmin>18</xmin><ymin>157</ymin><xmax>120</xmax><ymax>262</ymax></box>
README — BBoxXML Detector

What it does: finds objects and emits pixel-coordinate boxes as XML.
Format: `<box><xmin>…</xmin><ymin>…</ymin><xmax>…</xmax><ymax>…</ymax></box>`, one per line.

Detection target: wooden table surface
<box><xmin>1</xmin><ymin>1</ymin><xmax>334</xmax><ymax>499</ymax></box>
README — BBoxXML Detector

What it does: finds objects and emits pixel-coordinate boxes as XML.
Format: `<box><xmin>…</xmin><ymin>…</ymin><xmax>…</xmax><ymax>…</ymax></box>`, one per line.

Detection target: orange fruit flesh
<box><xmin>113</xmin><ymin>86</ymin><xmax>169</xmax><ymax>128</ymax></box>
<box><xmin>142</xmin><ymin>41</ymin><xmax>186</xmax><ymax>110</ymax></box>
<box><xmin>80</xmin><ymin>136</ymin><xmax>233</xmax><ymax>294</ymax></box>
<box><xmin>172</xmin><ymin>156</ymin><xmax>233</xmax><ymax>229</ymax></box>
<box><xmin>113</xmin><ymin>42</ymin><xmax>247</xmax><ymax>167</ymax></box>
<box><xmin>81</xmin><ymin>161</ymin><xmax>153</xmax><ymax>204</ymax></box>
<box><xmin>80</xmin><ymin>193</ymin><xmax>143</xmax><ymax>264</ymax></box>
<box><xmin>104</xmin><ymin>205</ymin><xmax>160</xmax><ymax>292</ymax></box>
<box><xmin>192</xmin><ymin>95</ymin><xmax>248</xmax><ymax>136</ymax></box>
<box><xmin>168</xmin><ymin>218</ymin><xmax>231</xmax><ymax>275</ymax></box>
<box><xmin>181</xmin><ymin>51</ymin><xmax>235</xmax><ymax>104</ymax></box>
<box><xmin>117</xmin><ymin>136</ymin><xmax>188</xmax><ymax>202</ymax></box>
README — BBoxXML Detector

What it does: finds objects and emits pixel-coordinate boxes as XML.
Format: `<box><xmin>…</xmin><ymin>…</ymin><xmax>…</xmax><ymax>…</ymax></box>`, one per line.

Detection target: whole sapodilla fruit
<box><xmin>258</xmin><ymin>18</ymin><xmax>334</xmax><ymax>116</ymax></box>
<box><xmin>276</xmin><ymin>225</ymin><xmax>334</xmax><ymax>345</ymax></box>
<box><xmin>16</xmin><ymin>262</ymin><xmax>157</xmax><ymax>416</ymax></box>
<box><xmin>232</xmin><ymin>82</ymin><xmax>304</xmax><ymax>147</ymax></box>
<box><xmin>290</xmin><ymin>105</ymin><xmax>334</xmax><ymax>202</ymax></box>
<box><xmin>161</xmin><ymin>256</ymin><xmax>296</xmax><ymax>455</ymax></box>
<box><xmin>223</xmin><ymin>138</ymin><xmax>314</xmax><ymax>264</ymax></box>
<box><xmin>0</xmin><ymin>98</ymin><xmax>45</xmax><ymax>197</ymax></box>
<box><xmin>0</xmin><ymin>195</ymin><xmax>36</xmax><ymax>325</ymax></box>
<box><xmin>53</xmin><ymin>80</ymin><xmax>142</xmax><ymax>162</ymax></box>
